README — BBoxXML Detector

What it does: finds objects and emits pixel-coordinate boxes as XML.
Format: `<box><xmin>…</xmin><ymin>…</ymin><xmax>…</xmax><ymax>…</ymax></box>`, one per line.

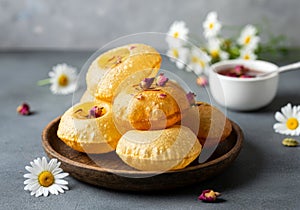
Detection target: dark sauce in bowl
<box><xmin>218</xmin><ymin>65</ymin><xmax>263</xmax><ymax>78</ymax></box>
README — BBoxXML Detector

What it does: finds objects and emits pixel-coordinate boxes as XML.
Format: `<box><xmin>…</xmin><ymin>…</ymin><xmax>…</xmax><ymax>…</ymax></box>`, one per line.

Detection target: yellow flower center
<box><xmin>58</xmin><ymin>74</ymin><xmax>69</xmax><ymax>87</ymax></box>
<box><xmin>172</xmin><ymin>49</ymin><xmax>179</xmax><ymax>58</ymax></box>
<box><xmin>209</xmin><ymin>23</ymin><xmax>214</xmax><ymax>30</ymax></box>
<box><xmin>191</xmin><ymin>56</ymin><xmax>198</xmax><ymax>63</ymax></box>
<box><xmin>191</xmin><ymin>56</ymin><xmax>205</xmax><ymax>68</ymax></box>
<box><xmin>211</xmin><ymin>50</ymin><xmax>219</xmax><ymax>58</ymax></box>
<box><xmin>286</xmin><ymin>118</ymin><xmax>299</xmax><ymax>130</ymax></box>
<box><xmin>244</xmin><ymin>54</ymin><xmax>250</xmax><ymax>60</ymax></box>
<box><xmin>38</xmin><ymin>171</ymin><xmax>55</xmax><ymax>187</ymax></box>
<box><xmin>244</xmin><ymin>36</ymin><xmax>251</xmax><ymax>44</ymax></box>
<box><xmin>173</xmin><ymin>32</ymin><xmax>179</xmax><ymax>38</ymax></box>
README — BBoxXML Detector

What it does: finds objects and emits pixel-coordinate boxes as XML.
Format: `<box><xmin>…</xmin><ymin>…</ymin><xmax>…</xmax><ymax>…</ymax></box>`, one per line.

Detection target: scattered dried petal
<box><xmin>156</xmin><ymin>73</ymin><xmax>169</xmax><ymax>86</ymax></box>
<box><xmin>234</xmin><ymin>65</ymin><xmax>243</xmax><ymax>75</ymax></box>
<box><xmin>89</xmin><ymin>106</ymin><xmax>103</xmax><ymax>118</ymax></box>
<box><xmin>129</xmin><ymin>45</ymin><xmax>136</xmax><ymax>50</ymax></box>
<box><xmin>158</xmin><ymin>93</ymin><xmax>167</xmax><ymax>99</ymax></box>
<box><xmin>282</xmin><ymin>138</ymin><xmax>299</xmax><ymax>147</ymax></box>
<box><xmin>140</xmin><ymin>78</ymin><xmax>155</xmax><ymax>90</ymax></box>
<box><xmin>116</xmin><ymin>56</ymin><xmax>122</xmax><ymax>64</ymax></box>
<box><xmin>17</xmin><ymin>103</ymin><xmax>31</xmax><ymax>115</ymax></box>
<box><xmin>196</xmin><ymin>76</ymin><xmax>208</xmax><ymax>87</ymax></box>
<box><xmin>186</xmin><ymin>92</ymin><xmax>196</xmax><ymax>105</ymax></box>
<box><xmin>198</xmin><ymin>189</ymin><xmax>221</xmax><ymax>202</ymax></box>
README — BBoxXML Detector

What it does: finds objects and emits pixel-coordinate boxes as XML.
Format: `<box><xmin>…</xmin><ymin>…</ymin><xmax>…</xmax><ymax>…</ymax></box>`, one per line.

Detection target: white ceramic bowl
<box><xmin>209</xmin><ymin>59</ymin><xmax>279</xmax><ymax>111</ymax></box>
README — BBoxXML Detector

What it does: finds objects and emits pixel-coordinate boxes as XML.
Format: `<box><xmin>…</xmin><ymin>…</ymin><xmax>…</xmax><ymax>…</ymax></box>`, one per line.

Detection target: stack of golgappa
<box><xmin>57</xmin><ymin>44</ymin><xmax>232</xmax><ymax>171</ymax></box>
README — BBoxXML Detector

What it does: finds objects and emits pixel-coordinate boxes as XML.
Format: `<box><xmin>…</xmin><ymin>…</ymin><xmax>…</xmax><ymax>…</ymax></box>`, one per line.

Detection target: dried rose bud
<box><xmin>234</xmin><ymin>65</ymin><xmax>244</xmax><ymax>75</ymax></box>
<box><xmin>158</xmin><ymin>93</ymin><xmax>167</xmax><ymax>99</ymax></box>
<box><xmin>17</xmin><ymin>103</ymin><xmax>31</xmax><ymax>115</ymax></box>
<box><xmin>156</xmin><ymin>73</ymin><xmax>169</xmax><ymax>86</ymax></box>
<box><xmin>140</xmin><ymin>77</ymin><xmax>155</xmax><ymax>90</ymax></box>
<box><xmin>198</xmin><ymin>189</ymin><xmax>221</xmax><ymax>202</ymax></box>
<box><xmin>186</xmin><ymin>92</ymin><xmax>196</xmax><ymax>105</ymax></box>
<box><xmin>89</xmin><ymin>106</ymin><xmax>103</xmax><ymax>118</ymax></box>
<box><xmin>129</xmin><ymin>45</ymin><xmax>136</xmax><ymax>50</ymax></box>
<box><xmin>196</xmin><ymin>76</ymin><xmax>208</xmax><ymax>87</ymax></box>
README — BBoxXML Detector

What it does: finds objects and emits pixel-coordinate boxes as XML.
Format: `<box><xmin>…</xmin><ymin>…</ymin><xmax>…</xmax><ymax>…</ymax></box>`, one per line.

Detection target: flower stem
<box><xmin>37</xmin><ymin>78</ymin><xmax>51</xmax><ymax>86</ymax></box>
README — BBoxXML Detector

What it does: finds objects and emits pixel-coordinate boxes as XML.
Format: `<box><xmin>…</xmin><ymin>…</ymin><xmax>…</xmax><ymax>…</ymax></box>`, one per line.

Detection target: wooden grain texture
<box><xmin>42</xmin><ymin>117</ymin><xmax>243</xmax><ymax>191</ymax></box>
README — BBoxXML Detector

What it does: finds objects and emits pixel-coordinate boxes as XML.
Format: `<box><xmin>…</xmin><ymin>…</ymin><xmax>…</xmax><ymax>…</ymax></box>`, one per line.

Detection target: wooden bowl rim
<box><xmin>42</xmin><ymin>116</ymin><xmax>243</xmax><ymax>175</ymax></box>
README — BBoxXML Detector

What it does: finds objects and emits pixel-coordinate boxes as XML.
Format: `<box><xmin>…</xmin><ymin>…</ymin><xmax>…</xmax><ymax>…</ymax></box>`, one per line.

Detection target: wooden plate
<box><xmin>42</xmin><ymin>117</ymin><xmax>243</xmax><ymax>191</ymax></box>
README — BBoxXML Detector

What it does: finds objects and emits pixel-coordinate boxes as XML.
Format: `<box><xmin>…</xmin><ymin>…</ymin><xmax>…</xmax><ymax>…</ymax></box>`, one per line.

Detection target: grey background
<box><xmin>1</xmin><ymin>0</ymin><xmax>300</xmax><ymax>50</ymax></box>
<box><xmin>1</xmin><ymin>0</ymin><xmax>300</xmax><ymax>209</ymax></box>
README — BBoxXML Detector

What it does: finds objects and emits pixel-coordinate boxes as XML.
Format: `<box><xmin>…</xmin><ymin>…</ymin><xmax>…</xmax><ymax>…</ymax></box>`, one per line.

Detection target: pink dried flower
<box><xmin>129</xmin><ymin>45</ymin><xmax>136</xmax><ymax>50</ymax></box>
<box><xmin>186</xmin><ymin>92</ymin><xmax>196</xmax><ymax>105</ymax></box>
<box><xmin>234</xmin><ymin>65</ymin><xmax>244</xmax><ymax>75</ymax></box>
<box><xmin>198</xmin><ymin>189</ymin><xmax>221</xmax><ymax>202</ymax></box>
<box><xmin>196</xmin><ymin>76</ymin><xmax>208</xmax><ymax>87</ymax></box>
<box><xmin>89</xmin><ymin>106</ymin><xmax>103</xmax><ymax>118</ymax></box>
<box><xmin>140</xmin><ymin>78</ymin><xmax>155</xmax><ymax>90</ymax></box>
<box><xmin>156</xmin><ymin>73</ymin><xmax>169</xmax><ymax>86</ymax></box>
<box><xmin>17</xmin><ymin>103</ymin><xmax>31</xmax><ymax>115</ymax></box>
<box><xmin>158</xmin><ymin>93</ymin><xmax>167</xmax><ymax>99</ymax></box>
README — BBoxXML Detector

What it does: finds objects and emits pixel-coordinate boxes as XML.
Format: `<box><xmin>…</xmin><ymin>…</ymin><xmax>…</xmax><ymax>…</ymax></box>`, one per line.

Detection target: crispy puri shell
<box><xmin>57</xmin><ymin>101</ymin><xmax>121</xmax><ymax>154</ymax></box>
<box><xmin>182</xmin><ymin>102</ymin><xmax>232</xmax><ymax>146</ymax></box>
<box><xmin>116</xmin><ymin>125</ymin><xmax>202</xmax><ymax>171</ymax></box>
<box><xmin>87</xmin><ymin>43</ymin><xmax>161</xmax><ymax>102</ymax></box>
<box><xmin>113</xmin><ymin>81</ymin><xmax>190</xmax><ymax>131</ymax></box>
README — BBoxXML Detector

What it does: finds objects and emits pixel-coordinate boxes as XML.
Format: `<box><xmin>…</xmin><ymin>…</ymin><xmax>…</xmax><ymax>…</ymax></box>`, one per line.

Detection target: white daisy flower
<box><xmin>273</xmin><ymin>103</ymin><xmax>300</xmax><ymax>136</ymax></box>
<box><xmin>167</xmin><ymin>47</ymin><xmax>189</xmax><ymax>69</ymax></box>
<box><xmin>237</xmin><ymin>25</ymin><xmax>260</xmax><ymax>50</ymax></box>
<box><xmin>166</xmin><ymin>21</ymin><xmax>189</xmax><ymax>48</ymax></box>
<box><xmin>49</xmin><ymin>63</ymin><xmax>78</xmax><ymax>95</ymax></box>
<box><xmin>24</xmin><ymin>157</ymin><xmax>69</xmax><ymax>197</ymax></box>
<box><xmin>186</xmin><ymin>47</ymin><xmax>211</xmax><ymax>75</ymax></box>
<box><xmin>203</xmin><ymin>11</ymin><xmax>222</xmax><ymax>39</ymax></box>
<box><xmin>207</xmin><ymin>38</ymin><xmax>229</xmax><ymax>60</ymax></box>
<box><xmin>239</xmin><ymin>47</ymin><xmax>257</xmax><ymax>60</ymax></box>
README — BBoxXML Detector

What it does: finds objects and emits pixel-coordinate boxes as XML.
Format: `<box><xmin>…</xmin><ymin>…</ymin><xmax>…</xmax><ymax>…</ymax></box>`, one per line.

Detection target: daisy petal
<box><xmin>24</xmin><ymin>179</ymin><xmax>36</xmax><ymax>185</ymax></box>
<box><xmin>25</xmin><ymin>166</ymin><xmax>33</xmax><ymax>173</ymax></box>
<box><xmin>55</xmin><ymin>179</ymin><xmax>68</xmax><ymax>185</ymax></box>
<box><xmin>54</xmin><ymin>185</ymin><xmax>64</xmax><ymax>193</ymax></box>
<box><xmin>48</xmin><ymin>186</ymin><xmax>57</xmax><ymax>195</ymax></box>
<box><xmin>35</xmin><ymin>187</ymin><xmax>42</xmax><ymax>197</ymax></box>
<box><xmin>48</xmin><ymin>159</ymin><xmax>58</xmax><ymax>171</ymax></box>
<box><xmin>275</xmin><ymin>112</ymin><xmax>286</xmax><ymax>122</ymax></box>
<box><xmin>281</xmin><ymin>103</ymin><xmax>292</xmax><ymax>118</ymax></box>
<box><xmin>24</xmin><ymin>185</ymin><xmax>29</xmax><ymax>191</ymax></box>
<box><xmin>33</xmin><ymin>158</ymin><xmax>43</xmax><ymax>171</ymax></box>
<box><xmin>24</xmin><ymin>173</ymin><xmax>36</xmax><ymax>179</ymax></box>
<box><xmin>52</xmin><ymin>168</ymin><xmax>63</xmax><ymax>175</ymax></box>
<box><xmin>55</xmin><ymin>172</ymin><xmax>69</xmax><ymax>179</ymax></box>
<box><xmin>60</xmin><ymin>185</ymin><xmax>69</xmax><ymax>190</ymax></box>
<box><xmin>273</xmin><ymin>123</ymin><xmax>287</xmax><ymax>133</ymax></box>
<box><xmin>41</xmin><ymin>157</ymin><xmax>48</xmax><ymax>170</ymax></box>
<box><xmin>43</xmin><ymin>188</ymin><xmax>49</xmax><ymax>197</ymax></box>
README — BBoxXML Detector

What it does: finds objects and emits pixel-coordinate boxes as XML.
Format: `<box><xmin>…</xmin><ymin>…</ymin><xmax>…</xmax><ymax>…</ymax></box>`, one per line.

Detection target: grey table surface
<box><xmin>0</xmin><ymin>50</ymin><xmax>300</xmax><ymax>210</ymax></box>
